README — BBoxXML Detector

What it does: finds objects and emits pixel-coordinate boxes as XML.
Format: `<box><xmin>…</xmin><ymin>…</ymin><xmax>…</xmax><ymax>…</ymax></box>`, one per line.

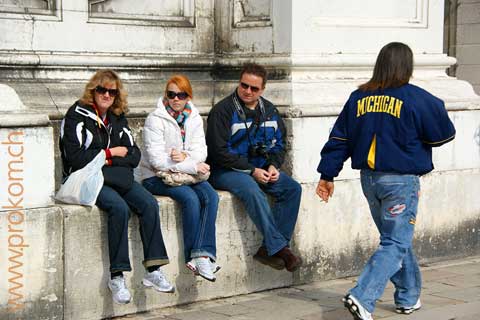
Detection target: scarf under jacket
<box><xmin>165</xmin><ymin>102</ymin><xmax>192</xmax><ymax>142</ymax></box>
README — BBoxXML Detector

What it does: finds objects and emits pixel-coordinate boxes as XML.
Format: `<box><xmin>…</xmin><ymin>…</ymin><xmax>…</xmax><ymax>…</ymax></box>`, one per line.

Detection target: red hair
<box><xmin>164</xmin><ymin>75</ymin><xmax>193</xmax><ymax>99</ymax></box>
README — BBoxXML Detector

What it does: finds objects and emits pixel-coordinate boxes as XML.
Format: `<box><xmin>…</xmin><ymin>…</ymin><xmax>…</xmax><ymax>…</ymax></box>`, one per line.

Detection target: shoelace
<box><xmin>112</xmin><ymin>277</ymin><xmax>126</xmax><ymax>290</ymax></box>
<box><xmin>153</xmin><ymin>270</ymin><xmax>167</xmax><ymax>283</ymax></box>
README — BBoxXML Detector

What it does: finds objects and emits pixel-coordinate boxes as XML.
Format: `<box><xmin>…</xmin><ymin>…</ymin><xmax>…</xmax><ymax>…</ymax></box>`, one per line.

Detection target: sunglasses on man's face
<box><xmin>95</xmin><ymin>86</ymin><xmax>119</xmax><ymax>97</ymax></box>
<box><xmin>240</xmin><ymin>82</ymin><xmax>261</xmax><ymax>93</ymax></box>
<box><xmin>166</xmin><ymin>91</ymin><xmax>189</xmax><ymax>100</ymax></box>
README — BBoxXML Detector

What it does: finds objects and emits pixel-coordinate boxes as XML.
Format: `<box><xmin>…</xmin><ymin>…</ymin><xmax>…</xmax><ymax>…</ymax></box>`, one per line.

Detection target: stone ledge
<box><xmin>61</xmin><ymin>191</ymin><xmax>292</xmax><ymax>320</ymax></box>
<box><xmin>1</xmin><ymin>169</ymin><xmax>479</xmax><ymax>320</ymax></box>
<box><xmin>0</xmin><ymin>207</ymin><xmax>64</xmax><ymax>320</ymax></box>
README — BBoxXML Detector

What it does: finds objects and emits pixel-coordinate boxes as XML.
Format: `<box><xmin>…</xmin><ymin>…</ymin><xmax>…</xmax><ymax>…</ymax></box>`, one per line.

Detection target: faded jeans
<box><xmin>349</xmin><ymin>170</ymin><xmax>422</xmax><ymax>313</ymax></box>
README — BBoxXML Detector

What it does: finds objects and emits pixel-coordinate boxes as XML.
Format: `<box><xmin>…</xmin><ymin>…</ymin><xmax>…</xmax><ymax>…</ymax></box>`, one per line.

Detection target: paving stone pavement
<box><xmin>115</xmin><ymin>256</ymin><xmax>480</xmax><ymax>320</ymax></box>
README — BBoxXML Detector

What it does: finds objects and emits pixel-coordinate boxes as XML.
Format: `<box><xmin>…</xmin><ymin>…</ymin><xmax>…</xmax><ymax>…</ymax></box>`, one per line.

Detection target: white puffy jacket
<box><xmin>140</xmin><ymin>99</ymin><xmax>207</xmax><ymax>180</ymax></box>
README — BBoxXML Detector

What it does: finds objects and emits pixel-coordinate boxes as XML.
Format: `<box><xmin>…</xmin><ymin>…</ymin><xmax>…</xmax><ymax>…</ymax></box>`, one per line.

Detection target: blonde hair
<box><xmin>80</xmin><ymin>69</ymin><xmax>128</xmax><ymax>116</ymax></box>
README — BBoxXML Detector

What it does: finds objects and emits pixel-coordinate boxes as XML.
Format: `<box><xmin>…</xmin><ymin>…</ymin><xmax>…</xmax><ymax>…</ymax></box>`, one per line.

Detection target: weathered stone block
<box><xmin>61</xmin><ymin>192</ymin><xmax>291</xmax><ymax>320</ymax></box>
<box><xmin>0</xmin><ymin>126</ymin><xmax>55</xmax><ymax>209</ymax></box>
<box><xmin>0</xmin><ymin>207</ymin><xmax>63</xmax><ymax>320</ymax></box>
<box><xmin>294</xmin><ymin>169</ymin><xmax>480</xmax><ymax>284</ymax></box>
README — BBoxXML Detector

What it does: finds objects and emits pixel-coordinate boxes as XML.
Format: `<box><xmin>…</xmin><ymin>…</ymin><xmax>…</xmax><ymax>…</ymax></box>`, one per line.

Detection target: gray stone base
<box><xmin>0</xmin><ymin>169</ymin><xmax>479</xmax><ymax>320</ymax></box>
<box><xmin>61</xmin><ymin>192</ymin><xmax>291</xmax><ymax>320</ymax></box>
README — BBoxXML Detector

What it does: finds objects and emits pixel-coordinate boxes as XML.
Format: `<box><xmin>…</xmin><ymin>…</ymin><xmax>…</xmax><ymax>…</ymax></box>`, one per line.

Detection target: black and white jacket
<box><xmin>59</xmin><ymin>101</ymin><xmax>140</xmax><ymax>179</ymax></box>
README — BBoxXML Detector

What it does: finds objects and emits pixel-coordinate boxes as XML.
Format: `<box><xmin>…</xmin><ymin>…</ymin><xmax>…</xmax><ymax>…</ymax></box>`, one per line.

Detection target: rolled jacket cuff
<box><xmin>320</xmin><ymin>174</ymin><xmax>334</xmax><ymax>182</ymax></box>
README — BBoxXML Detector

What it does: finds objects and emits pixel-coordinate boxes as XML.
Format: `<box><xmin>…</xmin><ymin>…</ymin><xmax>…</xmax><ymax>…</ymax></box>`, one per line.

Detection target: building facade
<box><xmin>0</xmin><ymin>1</ymin><xmax>479</xmax><ymax>319</ymax></box>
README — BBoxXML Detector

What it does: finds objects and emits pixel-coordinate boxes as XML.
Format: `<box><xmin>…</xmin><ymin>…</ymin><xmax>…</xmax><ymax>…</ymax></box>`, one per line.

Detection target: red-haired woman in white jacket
<box><xmin>140</xmin><ymin>75</ymin><xmax>219</xmax><ymax>282</ymax></box>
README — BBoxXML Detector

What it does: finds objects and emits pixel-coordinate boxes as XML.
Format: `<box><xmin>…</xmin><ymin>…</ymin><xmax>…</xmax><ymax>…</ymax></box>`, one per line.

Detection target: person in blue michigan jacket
<box><xmin>206</xmin><ymin>63</ymin><xmax>303</xmax><ymax>272</ymax></box>
<box><xmin>316</xmin><ymin>42</ymin><xmax>455</xmax><ymax>320</ymax></box>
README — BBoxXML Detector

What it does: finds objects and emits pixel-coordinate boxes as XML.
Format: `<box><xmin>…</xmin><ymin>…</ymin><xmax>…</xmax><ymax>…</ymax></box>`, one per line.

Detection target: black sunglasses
<box><xmin>240</xmin><ymin>82</ymin><xmax>261</xmax><ymax>93</ymax></box>
<box><xmin>95</xmin><ymin>86</ymin><xmax>119</xmax><ymax>97</ymax></box>
<box><xmin>166</xmin><ymin>91</ymin><xmax>189</xmax><ymax>100</ymax></box>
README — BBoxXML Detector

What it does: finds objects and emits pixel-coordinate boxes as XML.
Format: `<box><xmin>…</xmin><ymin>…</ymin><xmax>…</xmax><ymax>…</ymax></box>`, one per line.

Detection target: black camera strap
<box><xmin>232</xmin><ymin>91</ymin><xmax>267</xmax><ymax>149</ymax></box>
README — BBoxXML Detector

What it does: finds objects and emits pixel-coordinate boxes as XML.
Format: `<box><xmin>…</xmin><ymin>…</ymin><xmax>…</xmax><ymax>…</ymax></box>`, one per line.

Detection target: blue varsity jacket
<box><xmin>317</xmin><ymin>83</ymin><xmax>456</xmax><ymax>180</ymax></box>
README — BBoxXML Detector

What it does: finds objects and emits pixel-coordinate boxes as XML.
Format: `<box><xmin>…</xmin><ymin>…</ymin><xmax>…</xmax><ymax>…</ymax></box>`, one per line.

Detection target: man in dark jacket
<box><xmin>207</xmin><ymin>63</ymin><xmax>302</xmax><ymax>272</ymax></box>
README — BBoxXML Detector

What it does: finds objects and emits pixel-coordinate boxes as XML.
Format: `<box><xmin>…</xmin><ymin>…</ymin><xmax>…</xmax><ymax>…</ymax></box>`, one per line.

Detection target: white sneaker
<box><xmin>142</xmin><ymin>268</ymin><xmax>175</xmax><ymax>293</ymax></box>
<box><xmin>396</xmin><ymin>299</ymin><xmax>421</xmax><ymax>314</ymax></box>
<box><xmin>108</xmin><ymin>276</ymin><xmax>131</xmax><ymax>305</ymax></box>
<box><xmin>192</xmin><ymin>257</ymin><xmax>216</xmax><ymax>282</ymax></box>
<box><xmin>343</xmin><ymin>294</ymin><xmax>373</xmax><ymax>320</ymax></box>
<box><xmin>187</xmin><ymin>259</ymin><xmax>220</xmax><ymax>275</ymax></box>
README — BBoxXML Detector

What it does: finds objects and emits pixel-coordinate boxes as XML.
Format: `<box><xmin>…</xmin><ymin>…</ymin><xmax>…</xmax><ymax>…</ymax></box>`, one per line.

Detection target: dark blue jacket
<box><xmin>318</xmin><ymin>83</ymin><xmax>456</xmax><ymax>180</ymax></box>
<box><xmin>206</xmin><ymin>91</ymin><xmax>286</xmax><ymax>174</ymax></box>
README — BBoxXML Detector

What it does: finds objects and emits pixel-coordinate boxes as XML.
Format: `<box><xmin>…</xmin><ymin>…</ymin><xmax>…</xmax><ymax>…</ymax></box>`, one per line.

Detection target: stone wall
<box><xmin>446</xmin><ymin>0</ymin><xmax>480</xmax><ymax>94</ymax></box>
<box><xmin>1</xmin><ymin>171</ymin><xmax>479</xmax><ymax>319</ymax></box>
<box><xmin>0</xmin><ymin>1</ymin><xmax>479</xmax><ymax>319</ymax></box>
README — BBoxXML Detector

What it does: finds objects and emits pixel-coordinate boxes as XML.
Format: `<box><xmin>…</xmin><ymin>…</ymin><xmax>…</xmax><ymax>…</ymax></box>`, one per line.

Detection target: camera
<box><xmin>248</xmin><ymin>143</ymin><xmax>268</xmax><ymax>158</ymax></box>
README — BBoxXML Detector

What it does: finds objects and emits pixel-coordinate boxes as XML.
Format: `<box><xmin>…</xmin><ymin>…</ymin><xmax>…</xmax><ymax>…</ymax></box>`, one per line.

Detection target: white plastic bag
<box><xmin>55</xmin><ymin>151</ymin><xmax>105</xmax><ymax>206</ymax></box>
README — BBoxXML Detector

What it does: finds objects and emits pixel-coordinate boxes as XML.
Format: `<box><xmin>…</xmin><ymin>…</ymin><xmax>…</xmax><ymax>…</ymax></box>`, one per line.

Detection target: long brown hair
<box><xmin>359</xmin><ymin>42</ymin><xmax>413</xmax><ymax>92</ymax></box>
<box><xmin>80</xmin><ymin>69</ymin><xmax>128</xmax><ymax>116</ymax></box>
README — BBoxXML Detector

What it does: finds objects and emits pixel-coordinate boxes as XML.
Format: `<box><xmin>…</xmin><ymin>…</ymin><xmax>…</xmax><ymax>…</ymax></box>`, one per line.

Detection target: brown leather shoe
<box><xmin>274</xmin><ymin>247</ymin><xmax>302</xmax><ymax>272</ymax></box>
<box><xmin>253</xmin><ymin>246</ymin><xmax>285</xmax><ymax>270</ymax></box>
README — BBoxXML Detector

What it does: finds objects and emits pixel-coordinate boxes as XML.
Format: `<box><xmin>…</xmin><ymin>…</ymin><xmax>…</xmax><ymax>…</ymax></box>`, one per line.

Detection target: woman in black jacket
<box><xmin>59</xmin><ymin>69</ymin><xmax>174</xmax><ymax>305</ymax></box>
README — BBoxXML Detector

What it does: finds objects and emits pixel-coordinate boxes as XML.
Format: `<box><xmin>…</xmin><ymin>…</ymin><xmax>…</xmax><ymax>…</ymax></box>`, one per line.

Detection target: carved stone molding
<box><xmin>88</xmin><ymin>0</ymin><xmax>195</xmax><ymax>27</ymax></box>
<box><xmin>310</xmin><ymin>0</ymin><xmax>429</xmax><ymax>28</ymax></box>
<box><xmin>0</xmin><ymin>0</ymin><xmax>61</xmax><ymax>20</ymax></box>
<box><xmin>232</xmin><ymin>0</ymin><xmax>272</xmax><ymax>28</ymax></box>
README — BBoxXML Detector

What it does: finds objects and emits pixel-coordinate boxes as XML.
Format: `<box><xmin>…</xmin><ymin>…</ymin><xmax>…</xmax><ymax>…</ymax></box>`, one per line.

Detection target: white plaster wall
<box><xmin>0</xmin><ymin>126</ymin><xmax>54</xmax><ymax>209</ymax></box>
<box><xmin>291</xmin><ymin>0</ymin><xmax>444</xmax><ymax>54</ymax></box>
<box><xmin>0</xmin><ymin>0</ymin><xmax>214</xmax><ymax>55</ymax></box>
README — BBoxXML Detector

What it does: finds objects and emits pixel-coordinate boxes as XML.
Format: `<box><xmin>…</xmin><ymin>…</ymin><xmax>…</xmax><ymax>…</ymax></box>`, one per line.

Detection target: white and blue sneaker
<box><xmin>108</xmin><ymin>276</ymin><xmax>131</xmax><ymax>305</ymax></box>
<box><xmin>396</xmin><ymin>299</ymin><xmax>421</xmax><ymax>314</ymax></box>
<box><xmin>142</xmin><ymin>268</ymin><xmax>174</xmax><ymax>293</ymax></box>
<box><xmin>342</xmin><ymin>294</ymin><xmax>373</xmax><ymax>320</ymax></box>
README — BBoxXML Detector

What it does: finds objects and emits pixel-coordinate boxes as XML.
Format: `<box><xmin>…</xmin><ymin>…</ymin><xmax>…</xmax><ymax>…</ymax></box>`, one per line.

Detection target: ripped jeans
<box><xmin>349</xmin><ymin>170</ymin><xmax>421</xmax><ymax>313</ymax></box>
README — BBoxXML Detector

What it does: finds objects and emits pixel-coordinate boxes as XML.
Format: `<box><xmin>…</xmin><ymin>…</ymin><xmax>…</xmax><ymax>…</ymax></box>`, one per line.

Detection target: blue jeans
<box><xmin>96</xmin><ymin>181</ymin><xmax>169</xmax><ymax>272</ymax></box>
<box><xmin>350</xmin><ymin>171</ymin><xmax>421</xmax><ymax>313</ymax></box>
<box><xmin>209</xmin><ymin>168</ymin><xmax>302</xmax><ymax>256</ymax></box>
<box><xmin>142</xmin><ymin>177</ymin><xmax>219</xmax><ymax>263</ymax></box>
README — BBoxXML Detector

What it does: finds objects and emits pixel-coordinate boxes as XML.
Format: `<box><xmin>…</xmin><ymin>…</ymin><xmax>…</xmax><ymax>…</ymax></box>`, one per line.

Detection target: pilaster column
<box><xmin>0</xmin><ymin>84</ymin><xmax>54</xmax><ymax>209</ymax></box>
